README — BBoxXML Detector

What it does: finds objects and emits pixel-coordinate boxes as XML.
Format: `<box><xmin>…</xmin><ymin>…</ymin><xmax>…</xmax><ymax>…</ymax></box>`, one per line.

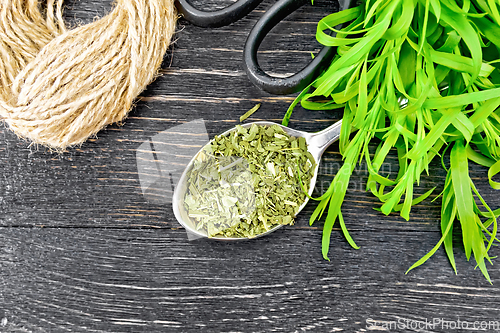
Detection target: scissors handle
<box><xmin>244</xmin><ymin>0</ymin><xmax>348</xmax><ymax>95</ymax></box>
<box><xmin>177</xmin><ymin>0</ymin><xmax>264</xmax><ymax>28</ymax></box>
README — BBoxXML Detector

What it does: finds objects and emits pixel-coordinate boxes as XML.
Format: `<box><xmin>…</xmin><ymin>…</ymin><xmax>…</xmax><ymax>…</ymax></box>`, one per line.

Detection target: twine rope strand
<box><xmin>0</xmin><ymin>0</ymin><xmax>177</xmax><ymax>149</ymax></box>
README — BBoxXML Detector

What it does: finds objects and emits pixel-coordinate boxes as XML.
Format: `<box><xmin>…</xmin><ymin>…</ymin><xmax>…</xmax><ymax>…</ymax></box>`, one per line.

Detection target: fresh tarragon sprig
<box><xmin>284</xmin><ymin>0</ymin><xmax>500</xmax><ymax>282</ymax></box>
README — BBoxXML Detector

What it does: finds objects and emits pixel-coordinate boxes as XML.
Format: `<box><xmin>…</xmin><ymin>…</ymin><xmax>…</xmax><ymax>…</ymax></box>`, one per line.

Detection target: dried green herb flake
<box><xmin>183</xmin><ymin>124</ymin><xmax>315</xmax><ymax>238</ymax></box>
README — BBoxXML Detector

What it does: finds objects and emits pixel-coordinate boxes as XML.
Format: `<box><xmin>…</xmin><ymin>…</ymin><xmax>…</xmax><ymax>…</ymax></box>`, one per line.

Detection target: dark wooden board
<box><xmin>1</xmin><ymin>0</ymin><xmax>500</xmax><ymax>332</ymax></box>
<box><xmin>1</xmin><ymin>227</ymin><xmax>499</xmax><ymax>333</ymax></box>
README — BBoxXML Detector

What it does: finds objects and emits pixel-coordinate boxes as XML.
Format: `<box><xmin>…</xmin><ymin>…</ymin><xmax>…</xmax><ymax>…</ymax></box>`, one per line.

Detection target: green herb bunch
<box><xmin>183</xmin><ymin>124</ymin><xmax>315</xmax><ymax>238</ymax></box>
<box><xmin>284</xmin><ymin>0</ymin><xmax>500</xmax><ymax>281</ymax></box>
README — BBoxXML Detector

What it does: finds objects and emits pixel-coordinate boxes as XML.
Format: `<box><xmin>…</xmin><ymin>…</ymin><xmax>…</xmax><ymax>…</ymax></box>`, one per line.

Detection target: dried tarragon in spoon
<box><xmin>183</xmin><ymin>124</ymin><xmax>316</xmax><ymax>238</ymax></box>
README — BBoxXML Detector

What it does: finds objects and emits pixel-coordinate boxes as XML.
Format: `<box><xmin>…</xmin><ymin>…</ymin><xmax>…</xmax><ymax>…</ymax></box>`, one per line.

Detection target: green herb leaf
<box><xmin>240</xmin><ymin>103</ymin><xmax>261</xmax><ymax>122</ymax></box>
<box><xmin>284</xmin><ymin>0</ymin><xmax>500</xmax><ymax>281</ymax></box>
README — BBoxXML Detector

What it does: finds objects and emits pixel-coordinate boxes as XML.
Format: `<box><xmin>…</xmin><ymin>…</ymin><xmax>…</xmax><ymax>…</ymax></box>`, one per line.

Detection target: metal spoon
<box><xmin>172</xmin><ymin>120</ymin><xmax>342</xmax><ymax>240</ymax></box>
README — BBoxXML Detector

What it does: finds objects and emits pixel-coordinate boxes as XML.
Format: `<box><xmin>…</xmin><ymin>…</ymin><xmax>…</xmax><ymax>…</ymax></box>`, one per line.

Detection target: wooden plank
<box><xmin>0</xmin><ymin>0</ymin><xmax>496</xmax><ymax>232</ymax></box>
<box><xmin>1</xmin><ymin>227</ymin><xmax>499</xmax><ymax>332</ymax></box>
<box><xmin>0</xmin><ymin>117</ymin><xmax>443</xmax><ymax>231</ymax></box>
<box><xmin>0</xmin><ymin>103</ymin><xmax>493</xmax><ymax>232</ymax></box>
<box><xmin>0</xmin><ymin>0</ymin><xmax>500</xmax><ymax>332</ymax></box>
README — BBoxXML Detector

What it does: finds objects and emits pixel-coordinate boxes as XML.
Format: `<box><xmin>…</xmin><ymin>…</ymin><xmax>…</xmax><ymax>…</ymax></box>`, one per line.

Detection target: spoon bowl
<box><xmin>172</xmin><ymin>120</ymin><xmax>342</xmax><ymax>240</ymax></box>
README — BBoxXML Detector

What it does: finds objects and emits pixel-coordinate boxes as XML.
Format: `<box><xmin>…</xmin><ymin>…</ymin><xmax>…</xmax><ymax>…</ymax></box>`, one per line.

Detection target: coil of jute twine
<box><xmin>0</xmin><ymin>0</ymin><xmax>177</xmax><ymax>149</ymax></box>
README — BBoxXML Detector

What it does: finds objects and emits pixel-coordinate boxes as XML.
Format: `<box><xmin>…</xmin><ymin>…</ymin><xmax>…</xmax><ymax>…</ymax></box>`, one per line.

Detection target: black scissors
<box><xmin>176</xmin><ymin>0</ymin><xmax>352</xmax><ymax>95</ymax></box>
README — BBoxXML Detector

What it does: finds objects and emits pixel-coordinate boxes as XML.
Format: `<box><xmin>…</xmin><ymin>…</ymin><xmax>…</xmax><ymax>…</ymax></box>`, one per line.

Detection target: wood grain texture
<box><xmin>1</xmin><ymin>0</ymin><xmax>500</xmax><ymax>332</ymax></box>
<box><xmin>1</xmin><ymin>227</ymin><xmax>499</xmax><ymax>332</ymax></box>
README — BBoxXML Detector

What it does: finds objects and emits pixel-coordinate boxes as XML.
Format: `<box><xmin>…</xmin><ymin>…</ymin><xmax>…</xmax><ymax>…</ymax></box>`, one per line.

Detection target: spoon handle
<box><xmin>308</xmin><ymin>120</ymin><xmax>343</xmax><ymax>158</ymax></box>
